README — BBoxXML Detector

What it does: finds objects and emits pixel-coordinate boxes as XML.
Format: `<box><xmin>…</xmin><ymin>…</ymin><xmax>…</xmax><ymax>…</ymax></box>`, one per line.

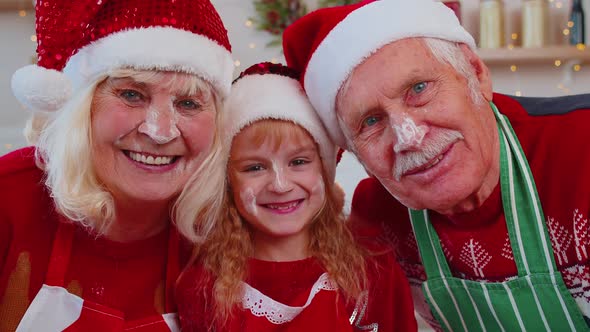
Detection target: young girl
<box><xmin>175</xmin><ymin>63</ymin><xmax>417</xmax><ymax>331</ymax></box>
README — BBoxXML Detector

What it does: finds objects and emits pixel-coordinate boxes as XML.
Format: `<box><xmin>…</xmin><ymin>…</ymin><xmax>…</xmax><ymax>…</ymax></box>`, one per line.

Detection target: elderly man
<box><xmin>283</xmin><ymin>0</ymin><xmax>590</xmax><ymax>330</ymax></box>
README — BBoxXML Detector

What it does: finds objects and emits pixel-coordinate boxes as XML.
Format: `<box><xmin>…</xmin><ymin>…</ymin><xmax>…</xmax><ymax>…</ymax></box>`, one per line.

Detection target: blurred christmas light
<box><xmin>567</xmin><ymin>21</ymin><xmax>574</xmax><ymax>28</ymax></box>
<box><xmin>510</xmin><ymin>65</ymin><xmax>517</xmax><ymax>72</ymax></box>
<box><xmin>248</xmin><ymin>43</ymin><xmax>256</xmax><ymax>49</ymax></box>
<box><xmin>554</xmin><ymin>60</ymin><xmax>562</xmax><ymax>67</ymax></box>
<box><xmin>515</xmin><ymin>91</ymin><xmax>522</xmax><ymax>96</ymax></box>
<box><xmin>30</xmin><ymin>35</ymin><xmax>37</xmax><ymax>42</ymax></box>
<box><xmin>245</xmin><ymin>20</ymin><xmax>253</xmax><ymax>27</ymax></box>
<box><xmin>563</xmin><ymin>29</ymin><xmax>570</xmax><ymax>36</ymax></box>
<box><xmin>511</xmin><ymin>33</ymin><xmax>518</xmax><ymax>40</ymax></box>
<box><xmin>18</xmin><ymin>10</ymin><xmax>26</xmax><ymax>17</ymax></box>
<box><xmin>234</xmin><ymin>60</ymin><xmax>241</xmax><ymax>67</ymax></box>
<box><xmin>270</xmin><ymin>58</ymin><xmax>278</xmax><ymax>64</ymax></box>
<box><xmin>573</xmin><ymin>64</ymin><xmax>582</xmax><ymax>71</ymax></box>
<box><xmin>555</xmin><ymin>2</ymin><xmax>563</xmax><ymax>8</ymax></box>
<box><xmin>507</xmin><ymin>44</ymin><xmax>515</xmax><ymax>50</ymax></box>
<box><xmin>576</xmin><ymin>44</ymin><xmax>586</xmax><ymax>50</ymax></box>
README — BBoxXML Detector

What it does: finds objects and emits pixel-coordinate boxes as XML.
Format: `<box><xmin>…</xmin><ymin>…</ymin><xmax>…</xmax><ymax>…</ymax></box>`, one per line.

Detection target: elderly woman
<box><xmin>0</xmin><ymin>0</ymin><xmax>232</xmax><ymax>331</ymax></box>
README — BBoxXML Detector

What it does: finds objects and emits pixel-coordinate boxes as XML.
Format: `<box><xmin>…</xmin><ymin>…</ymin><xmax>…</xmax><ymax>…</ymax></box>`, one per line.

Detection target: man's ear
<box><xmin>459</xmin><ymin>44</ymin><xmax>493</xmax><ymax>102</ymax></box>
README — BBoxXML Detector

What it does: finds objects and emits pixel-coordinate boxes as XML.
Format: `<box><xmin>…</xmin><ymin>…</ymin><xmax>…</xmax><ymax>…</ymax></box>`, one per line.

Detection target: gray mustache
<box><xmin>394</xmin><ymin>130</ymin><xmax>464</xmax><ymax>180</ymax></box>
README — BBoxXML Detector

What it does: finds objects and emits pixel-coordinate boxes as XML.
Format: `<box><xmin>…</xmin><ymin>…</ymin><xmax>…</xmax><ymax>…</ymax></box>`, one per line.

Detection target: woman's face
<box><xmin>228</xmin><ymin>123</ymin><xmax>326</xmax><ymax>253</ymax></box>
<box><xmin>90</xmin><ymin>71</ymin><xmax>217</xmax><ymax>205</ymax></box>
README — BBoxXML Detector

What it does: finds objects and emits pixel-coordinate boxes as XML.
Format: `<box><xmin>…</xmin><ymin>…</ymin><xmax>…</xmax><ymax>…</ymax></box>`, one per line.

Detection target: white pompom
<box><xmin>11</xmin><ymin>65</ymin><xmax>72</xmax><ymax>112</ymax></box>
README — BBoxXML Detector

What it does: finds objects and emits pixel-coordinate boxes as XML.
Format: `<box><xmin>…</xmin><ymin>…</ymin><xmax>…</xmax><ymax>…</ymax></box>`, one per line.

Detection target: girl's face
<box><xmin>228</xmin><ymin>122</ymin><xmax>326</xmax><ymax>258</ymax></box>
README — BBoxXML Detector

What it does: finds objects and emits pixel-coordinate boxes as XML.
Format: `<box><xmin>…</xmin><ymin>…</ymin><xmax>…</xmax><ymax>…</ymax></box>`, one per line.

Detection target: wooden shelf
<box><xmin>477</xmin><ymin>45</ymin><xmax>590</xmax><ymax>65</ymax></box>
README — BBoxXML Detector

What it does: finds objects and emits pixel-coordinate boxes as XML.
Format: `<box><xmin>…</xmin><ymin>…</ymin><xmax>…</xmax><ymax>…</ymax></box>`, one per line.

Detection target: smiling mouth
<box><xmin>262</xmin><ymin>199</ymin><xmax>303</xmax><ymax>213</ymax></box>
<box><xmin>123</xmin><ymin>150</ymin><xmax>180</xmax><ymax>166</ymax></box>
<box><xmin>403</xmin><ymin>144</ymin><xmax>454</xmax><ymax>177</ymax></box>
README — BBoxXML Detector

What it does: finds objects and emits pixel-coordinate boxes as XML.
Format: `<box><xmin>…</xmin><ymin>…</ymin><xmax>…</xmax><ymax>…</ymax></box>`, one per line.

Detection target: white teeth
<box><xmin>424</xmin><ymin>155</ymin><xmax>443</xmax><ymax>170</ymax></box>
<box><xmin>128</xmin><ymin>152</ymin><xmax>174</xmax><ymax>166</ymax></box>
<box><xmin>267</xmin><ymin>201</ymin><xmax>299</xmax><ymax>210</ymax></box>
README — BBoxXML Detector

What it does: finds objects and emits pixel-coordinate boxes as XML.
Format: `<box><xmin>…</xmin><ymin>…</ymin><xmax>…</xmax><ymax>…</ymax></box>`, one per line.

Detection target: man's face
<box><xmin>337</xmin><ymin>38</ymin><xmax>499</xmax><ymax>215</ymax></box>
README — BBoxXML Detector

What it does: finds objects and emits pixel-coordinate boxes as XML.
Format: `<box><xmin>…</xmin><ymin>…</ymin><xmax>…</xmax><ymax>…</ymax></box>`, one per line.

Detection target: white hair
<box><xmin>36</xmin><ymin>68</ymin><xmax>220</xmax><ymax>235</ymax></box>
<box><xmin>423</xmin><ymin>38</ymin><xmax>485</xmax><ymax>105</ymax></box>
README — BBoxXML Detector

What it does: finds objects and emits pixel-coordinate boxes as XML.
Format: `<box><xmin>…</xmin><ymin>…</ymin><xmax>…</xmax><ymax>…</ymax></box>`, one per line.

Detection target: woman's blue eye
<box><xmin>363</xmin><ymin>116</ymin><xmax>379</xmax><ymax>127</ymax></box>
<box><xmin>120</xmin><ymin>89</ymin><xmax>142</xmax><ymax>102</ymax></box>
<box><xmin>176</xmin><ymin>99</ymin><xmax>200</xmax><ymax>111</ymax></box>
<box><xmin>412</xmin><ymin>82</ymin><xmax>428</xmax><ymax>94</ymax></box>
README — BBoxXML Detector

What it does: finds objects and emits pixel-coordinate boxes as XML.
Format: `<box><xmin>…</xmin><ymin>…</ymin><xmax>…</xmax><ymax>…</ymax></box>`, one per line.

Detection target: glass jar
<box><xmin>522</xmin><ymin>0</ymin><xmax>548</xmax><ymax>48</ymax></box>
<box><xmin>479</xmin><ymin>0</ymin><xmax>505</xmax><ymax>49</ymax></box>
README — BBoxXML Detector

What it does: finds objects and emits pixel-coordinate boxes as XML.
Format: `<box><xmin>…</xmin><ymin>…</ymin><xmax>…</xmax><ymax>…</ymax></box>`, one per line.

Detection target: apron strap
<box><xmin>493</xmin><ymin>104</ymin><xmax>558</xmax><ymax>275</ymax></box>
<box><xmin>409</xmin><ymin>209</ymin><xmax>453</xmax><ymax>278</ymax></box>
<box><xmin>164</xmin><ymin>228</ymin><xmax>181</xmax><ymax>313</ymax></box>
<box><xmin>45</xmin><ymin>221</ymin><xmax>75</xmax><ymax>287</ymax></box>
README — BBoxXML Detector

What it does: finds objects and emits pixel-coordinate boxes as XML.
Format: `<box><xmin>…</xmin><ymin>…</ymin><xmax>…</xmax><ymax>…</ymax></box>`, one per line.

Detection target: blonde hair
<box><xmin>36</xmin><ymin>68</ymin><xmax>221</xmax><ymax>235</ymax></box>
<box><xmin>190</xmin><ymin>120</ymin><xmax>367</xmax><ymax>328</ymax></box>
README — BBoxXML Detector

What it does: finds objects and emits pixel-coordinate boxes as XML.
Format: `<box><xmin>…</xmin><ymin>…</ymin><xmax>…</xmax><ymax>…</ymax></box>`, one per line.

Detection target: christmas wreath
<box><xmin>252</xmin><ymin>0</ymin><xmax>356</xmax><ymax>47</ymax></box>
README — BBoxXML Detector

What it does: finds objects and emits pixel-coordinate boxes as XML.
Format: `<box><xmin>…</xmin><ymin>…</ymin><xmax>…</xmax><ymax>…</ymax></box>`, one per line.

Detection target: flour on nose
<box><xmin>393</xmin><ymin>117</ymin><xmax>428</xmax><ymax>152</ymax></box>
<box><xmin>140</xmin><ymin>103</ymin><xmax>180</xmax><ymax>144</ymax></box>
<box><xmin>272</xmin><ymin>160</ymin><xmax>288</xmax><ymax>192</ymax></box>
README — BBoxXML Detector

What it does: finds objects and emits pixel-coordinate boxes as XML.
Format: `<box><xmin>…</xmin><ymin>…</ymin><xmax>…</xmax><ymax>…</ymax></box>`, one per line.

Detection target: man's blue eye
<box><xmin>412</xmin><ymin>82</ymin><xmax>427</xmax><ymax>94</ymax></box>
<box><xmin>364</xmin><ymin>116</ymin><xmax>379</xmax><ymax>127</ymax></box>
<box><xmin>120</xmin><ymin>90</ymin><xmax>142</xmax><ymax>101</ymax></box>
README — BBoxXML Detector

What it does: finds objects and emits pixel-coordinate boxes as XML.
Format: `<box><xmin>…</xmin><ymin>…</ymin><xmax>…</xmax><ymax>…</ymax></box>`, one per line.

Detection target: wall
<box><xmin>1</xmin><ymin>0</ymin><xmax>590</xmax><ymax>210</ymax></box>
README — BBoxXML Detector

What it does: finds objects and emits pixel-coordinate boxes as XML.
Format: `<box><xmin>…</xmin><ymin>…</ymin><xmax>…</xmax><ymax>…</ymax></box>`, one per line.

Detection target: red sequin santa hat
<box><xmin>11</xmin><ymin>0</ymin><xmax>233</xmax><ymax>113</ymax></box>
<box><xmin>283</xmin><ymin>0</ymin><xmax>476</xmax><ymax>148</ymax></box>
<box><xmin>224</xmin><ymin>62</ymin><xmax>338</xmax><ymax>183</ymax></box>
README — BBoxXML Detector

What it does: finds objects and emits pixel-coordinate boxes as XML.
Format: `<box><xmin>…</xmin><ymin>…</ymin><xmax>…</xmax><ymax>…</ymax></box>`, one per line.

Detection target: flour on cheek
<box><xmin>311</xmin><ymin>175</ymin><xmax>326</xmax><ymax>203</ymax></box>
<box><xmin>240</xmin><ymin>187</ymin><xmax>258</xmax><ymax>216</ymax></box>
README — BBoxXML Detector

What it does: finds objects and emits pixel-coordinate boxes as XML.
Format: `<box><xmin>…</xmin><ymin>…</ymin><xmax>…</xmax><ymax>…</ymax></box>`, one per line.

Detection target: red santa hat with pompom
<box><xmin>11</xmin><ymin>0</ymin><xmax>233</xmax><ymax>113</ymax></box>
<box><xmin>224</xmin><ymin>62</ymin><xmax>338</xmax><ymax>183</ymax></box>
<box><xmin>283</xmin><ymin>0</ymin><xmax>476</xmax><ymax>149</ymax></box>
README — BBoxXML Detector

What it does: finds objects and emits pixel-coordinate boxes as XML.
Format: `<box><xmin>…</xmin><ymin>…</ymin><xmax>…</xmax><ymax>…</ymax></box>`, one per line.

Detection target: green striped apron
<box><xmin>408</xmin><ymin>103</ymin><xmax>589</xmax><ymax>331</ymax></box>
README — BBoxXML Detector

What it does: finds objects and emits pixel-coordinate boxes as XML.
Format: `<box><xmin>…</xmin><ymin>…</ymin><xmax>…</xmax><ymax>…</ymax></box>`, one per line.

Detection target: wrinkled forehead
<box><xmin>335</xmin><ymin>39</ymin><xmax>436</xmax><ymax>116</ymax></box>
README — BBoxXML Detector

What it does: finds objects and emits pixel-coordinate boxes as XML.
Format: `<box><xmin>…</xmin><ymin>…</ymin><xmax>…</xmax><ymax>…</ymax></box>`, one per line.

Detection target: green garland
<box><xmin>318</xmin><ymin>0</ymin><xmax>356</xmax><ymax>7</ymax></box>
<box><xmin>252</xmin><ymin>0</ymin><xmax>354</xmax><ymax>47</ymax></box>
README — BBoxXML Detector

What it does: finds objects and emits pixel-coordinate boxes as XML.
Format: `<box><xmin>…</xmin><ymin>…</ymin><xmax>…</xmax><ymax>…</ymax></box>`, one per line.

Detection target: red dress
<box><xmin>349</xmin><ymin>93</ymin><xmax>590</xmax><ymax>329</ymax></box>
<box><xmin>0</xmin><ymin>147</ymin><xmax>192</xmax><ymax>331</ymax></box>
<box><xmin>176</xmin><ymin>247</ymin><xmax>417</xmax><ymax>331</ymax></box>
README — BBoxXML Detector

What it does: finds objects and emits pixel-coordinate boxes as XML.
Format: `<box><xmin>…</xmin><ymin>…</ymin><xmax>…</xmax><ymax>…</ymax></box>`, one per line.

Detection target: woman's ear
<box><xmin>459</xmin><ymin>44</ymin><xmax>493</xmax><ymax>102</ymax></box>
